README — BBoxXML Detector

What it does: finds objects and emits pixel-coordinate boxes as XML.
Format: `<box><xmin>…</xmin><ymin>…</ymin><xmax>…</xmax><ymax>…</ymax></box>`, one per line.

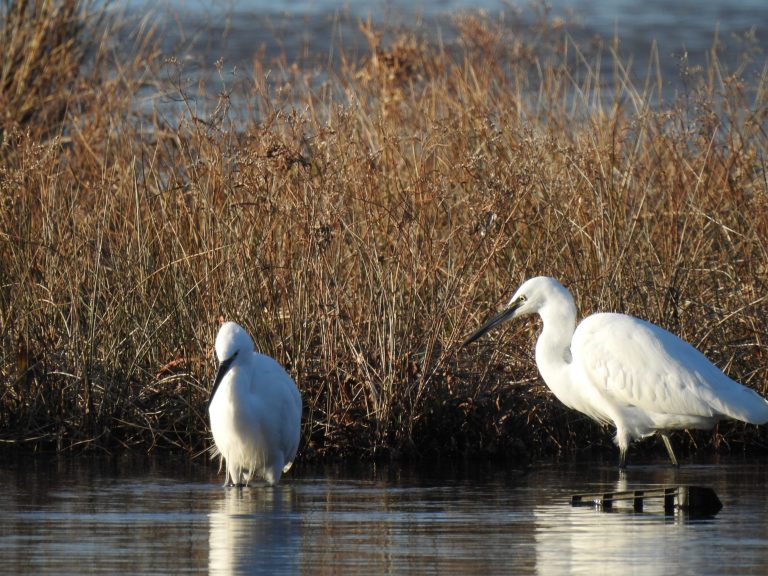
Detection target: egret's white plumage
<box><xmin>208</xmin><ymin>321</ymin><xmax>302</xmax><ymax>486</ymax></box>
<box><xmin>464</xmin><ymin>276</ymin><xmax>768</xmax><ymax>466</ymax></box>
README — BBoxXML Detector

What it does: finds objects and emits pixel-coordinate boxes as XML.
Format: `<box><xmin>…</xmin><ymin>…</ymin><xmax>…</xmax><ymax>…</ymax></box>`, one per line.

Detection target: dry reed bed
<box><xmin>1</xmin><ymin>2</ymin><xmax>767</xmax><ymax>461</ymax></box>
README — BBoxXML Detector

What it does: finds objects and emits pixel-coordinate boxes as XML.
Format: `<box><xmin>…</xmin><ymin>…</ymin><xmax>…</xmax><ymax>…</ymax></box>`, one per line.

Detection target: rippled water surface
<box><xmin>2</xmin><ymin>456</ymin><xmax>768</xmax><ymax>574</ymax></box>
<box><xmin>120</xmin><ymin>0</ymin><xmax>768</xmax><ymax>101</ymax></box>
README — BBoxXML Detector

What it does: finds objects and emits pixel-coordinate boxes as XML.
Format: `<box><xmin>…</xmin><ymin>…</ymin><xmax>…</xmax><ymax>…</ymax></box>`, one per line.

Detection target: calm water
<box><xmin>120</xmin><ymin>0</ymin><xmax>768</xmax><ymax>75</ymax></box>
<box><xmin>110</xmin><ymin>0</ymin><xmax>768</xmax><ymax>123</ymax></box>
<box><xmin>2</xmin><ymin>455</ymin><xmax>768</xmax><ymax>574</ymax></box>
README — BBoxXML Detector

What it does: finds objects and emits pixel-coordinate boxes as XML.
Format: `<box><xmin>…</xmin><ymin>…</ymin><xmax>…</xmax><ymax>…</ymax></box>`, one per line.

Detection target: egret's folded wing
<box><xmin>572</xmin><ymin>313</ymin><xmax>767</xmax><ymax>422</ymax></box>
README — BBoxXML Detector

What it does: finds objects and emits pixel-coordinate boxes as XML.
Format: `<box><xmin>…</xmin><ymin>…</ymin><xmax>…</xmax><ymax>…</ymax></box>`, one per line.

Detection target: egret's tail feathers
<box><xmin>743</xmin><ymin>393</ymin><xmax>768</xmax><ymax>425</ymax></box>
<box><xmin>715</xmin><ymin>386</ymin><xmax>768</xmax><ymax>425</ymax></box>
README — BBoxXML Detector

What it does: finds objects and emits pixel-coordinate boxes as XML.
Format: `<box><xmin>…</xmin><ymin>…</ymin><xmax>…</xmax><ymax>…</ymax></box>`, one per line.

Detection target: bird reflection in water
<box><xmin>208</xmin><ymin>485</ymin><xmax>299</xmax><ymax>575</ymax></box>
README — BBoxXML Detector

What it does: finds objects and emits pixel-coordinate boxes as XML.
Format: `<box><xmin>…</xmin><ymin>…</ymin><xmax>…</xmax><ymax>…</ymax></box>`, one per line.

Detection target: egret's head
<box><xmin>215</xmin><ymin>321</ymin><xmax>254</xmax><ymax>363</ymax></box>
<box><xmin>508</xmin><ymin>276</ymin><xmax>570</xmax><ymax>316</ymax></box>
<box><xmin>209</xmin><ymin>322</ymin><xmax>254</xmax><ymax>410</ymax></box>
<box><xmin>462</xmin><ymin>276</ymin><xmax>569</xmax><ymax>346</ymax></box>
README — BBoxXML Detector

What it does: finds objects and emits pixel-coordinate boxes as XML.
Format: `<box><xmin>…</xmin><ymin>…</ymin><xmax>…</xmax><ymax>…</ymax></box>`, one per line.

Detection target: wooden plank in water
<box><xmin>571</xmin><ymin>485</ymin><xmax>722</xmax><ymax>517</ymax></box>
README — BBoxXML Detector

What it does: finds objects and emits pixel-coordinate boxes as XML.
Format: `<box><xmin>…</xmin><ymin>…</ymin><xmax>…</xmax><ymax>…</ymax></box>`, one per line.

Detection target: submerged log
<box><xmin>571</xmin><ymin>485</ymin><xmax>722</xmax><ymax>517</ymax></box>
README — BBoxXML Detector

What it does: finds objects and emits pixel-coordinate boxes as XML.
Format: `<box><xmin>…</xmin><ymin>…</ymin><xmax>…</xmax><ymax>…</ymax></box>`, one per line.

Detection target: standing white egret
<box><xmin>463</xmin><ymin>276</ymin><xmax>768</xmax><ymax>467</ymax></box>
<box><xmin>208</xmin><ymin>321</ymin><xmax>302</xmax><ymax>486</ymax></box>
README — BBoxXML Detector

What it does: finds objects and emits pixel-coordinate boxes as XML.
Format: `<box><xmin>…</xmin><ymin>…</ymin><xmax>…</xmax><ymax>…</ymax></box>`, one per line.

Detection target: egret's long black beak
<box><xmin>462</xmin><ymin>300</ymin><xmax>523</xmax><ymax>347</ymax></box>
<box><xmin>208</xmin><ymin>351</ymin><xmax>238</xmax><ymax>410</ymax></box>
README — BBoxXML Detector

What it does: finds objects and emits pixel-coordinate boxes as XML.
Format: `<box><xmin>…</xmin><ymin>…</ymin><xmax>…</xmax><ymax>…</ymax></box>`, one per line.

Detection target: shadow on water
<box><xmin>1</xmin><ymin>453</ymin><xmax>768</xmax><ymax>574</ymax></box>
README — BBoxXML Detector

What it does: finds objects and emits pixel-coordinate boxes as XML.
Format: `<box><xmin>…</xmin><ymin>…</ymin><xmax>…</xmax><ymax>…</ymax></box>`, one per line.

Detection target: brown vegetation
<box><xmin>1</xmin><ymin>1</ymin><xmax>767</xmax><ymax>462</ymax></box>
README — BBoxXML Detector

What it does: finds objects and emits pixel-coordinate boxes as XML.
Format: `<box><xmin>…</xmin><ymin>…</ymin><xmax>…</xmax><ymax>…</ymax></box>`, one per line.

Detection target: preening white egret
<box><xmin>208</xmin><ymin>321</ymin><xmax>302</xmax><ymax>486</ymax></box>
<box><xmin>463</xmin><ymin>276</ymin><xmax>768</xmax><ymax>467</ymax></box>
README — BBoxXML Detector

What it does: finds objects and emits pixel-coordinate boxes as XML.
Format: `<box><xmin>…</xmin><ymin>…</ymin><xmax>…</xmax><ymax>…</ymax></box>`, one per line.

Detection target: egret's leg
<box><xmin>226</xmin><ymin>464</ymin><xmax>245</xmax><ymax>487</ymax></box>
<box><xmin>235</xmin><ymin>467</ymin><xmax>246</xmax><ymax>488</ymax></box>
<box><xmin>661</xmin><ymin>433</ymin><xmax>679</xmax><ymax>467</ymax></box>
<box><xmin>263</xmin><ymin>463</ymin><xmax>282</xmax><ymax>486</ymax></box>
<box><xmin>615</xmin><ymin>429</ymin><xmax>631</xmax><ymax>469</ymax></box>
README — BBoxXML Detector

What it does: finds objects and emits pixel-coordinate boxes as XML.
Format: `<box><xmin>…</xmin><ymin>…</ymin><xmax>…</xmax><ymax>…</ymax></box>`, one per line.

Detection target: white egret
<box><xmin>463</xmin><ymin>276</ymin><xmax>768</xmax><ymax>467</ymax></box>
<box><xmin>208</xmin><ymin>321</ymin><xmax>302</xmax><ymax>486</ymax></box>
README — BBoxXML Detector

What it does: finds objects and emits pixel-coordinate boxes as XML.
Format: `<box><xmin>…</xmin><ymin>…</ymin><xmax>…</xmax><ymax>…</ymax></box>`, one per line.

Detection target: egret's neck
<box><xmin>214</xmin><ymin>357</ymin><xmax>250</xmax><ymax>408</ymax></box>
<box><xmin>534</xmin><ymin>298</ymin><xmax>577</xmax><ymax>394</ymax></box>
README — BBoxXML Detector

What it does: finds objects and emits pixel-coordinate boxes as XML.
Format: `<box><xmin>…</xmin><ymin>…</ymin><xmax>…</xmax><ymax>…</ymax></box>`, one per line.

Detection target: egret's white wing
<box><xmin>573</xmin><ymin>313</ymin><xmax>768</xmax><ymax>423</ymax></box>
<box><xmin>252</xmin><ymin>353</ymin><xmax>303</xmax><ymax>463</ymax></box>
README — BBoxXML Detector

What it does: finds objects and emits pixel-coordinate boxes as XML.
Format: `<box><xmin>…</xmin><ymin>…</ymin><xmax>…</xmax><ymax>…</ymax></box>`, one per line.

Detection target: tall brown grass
<box><xmin>1</xmin><ymin>2</ymin><xmax>767</xmax><ymax>462</ymax></box>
